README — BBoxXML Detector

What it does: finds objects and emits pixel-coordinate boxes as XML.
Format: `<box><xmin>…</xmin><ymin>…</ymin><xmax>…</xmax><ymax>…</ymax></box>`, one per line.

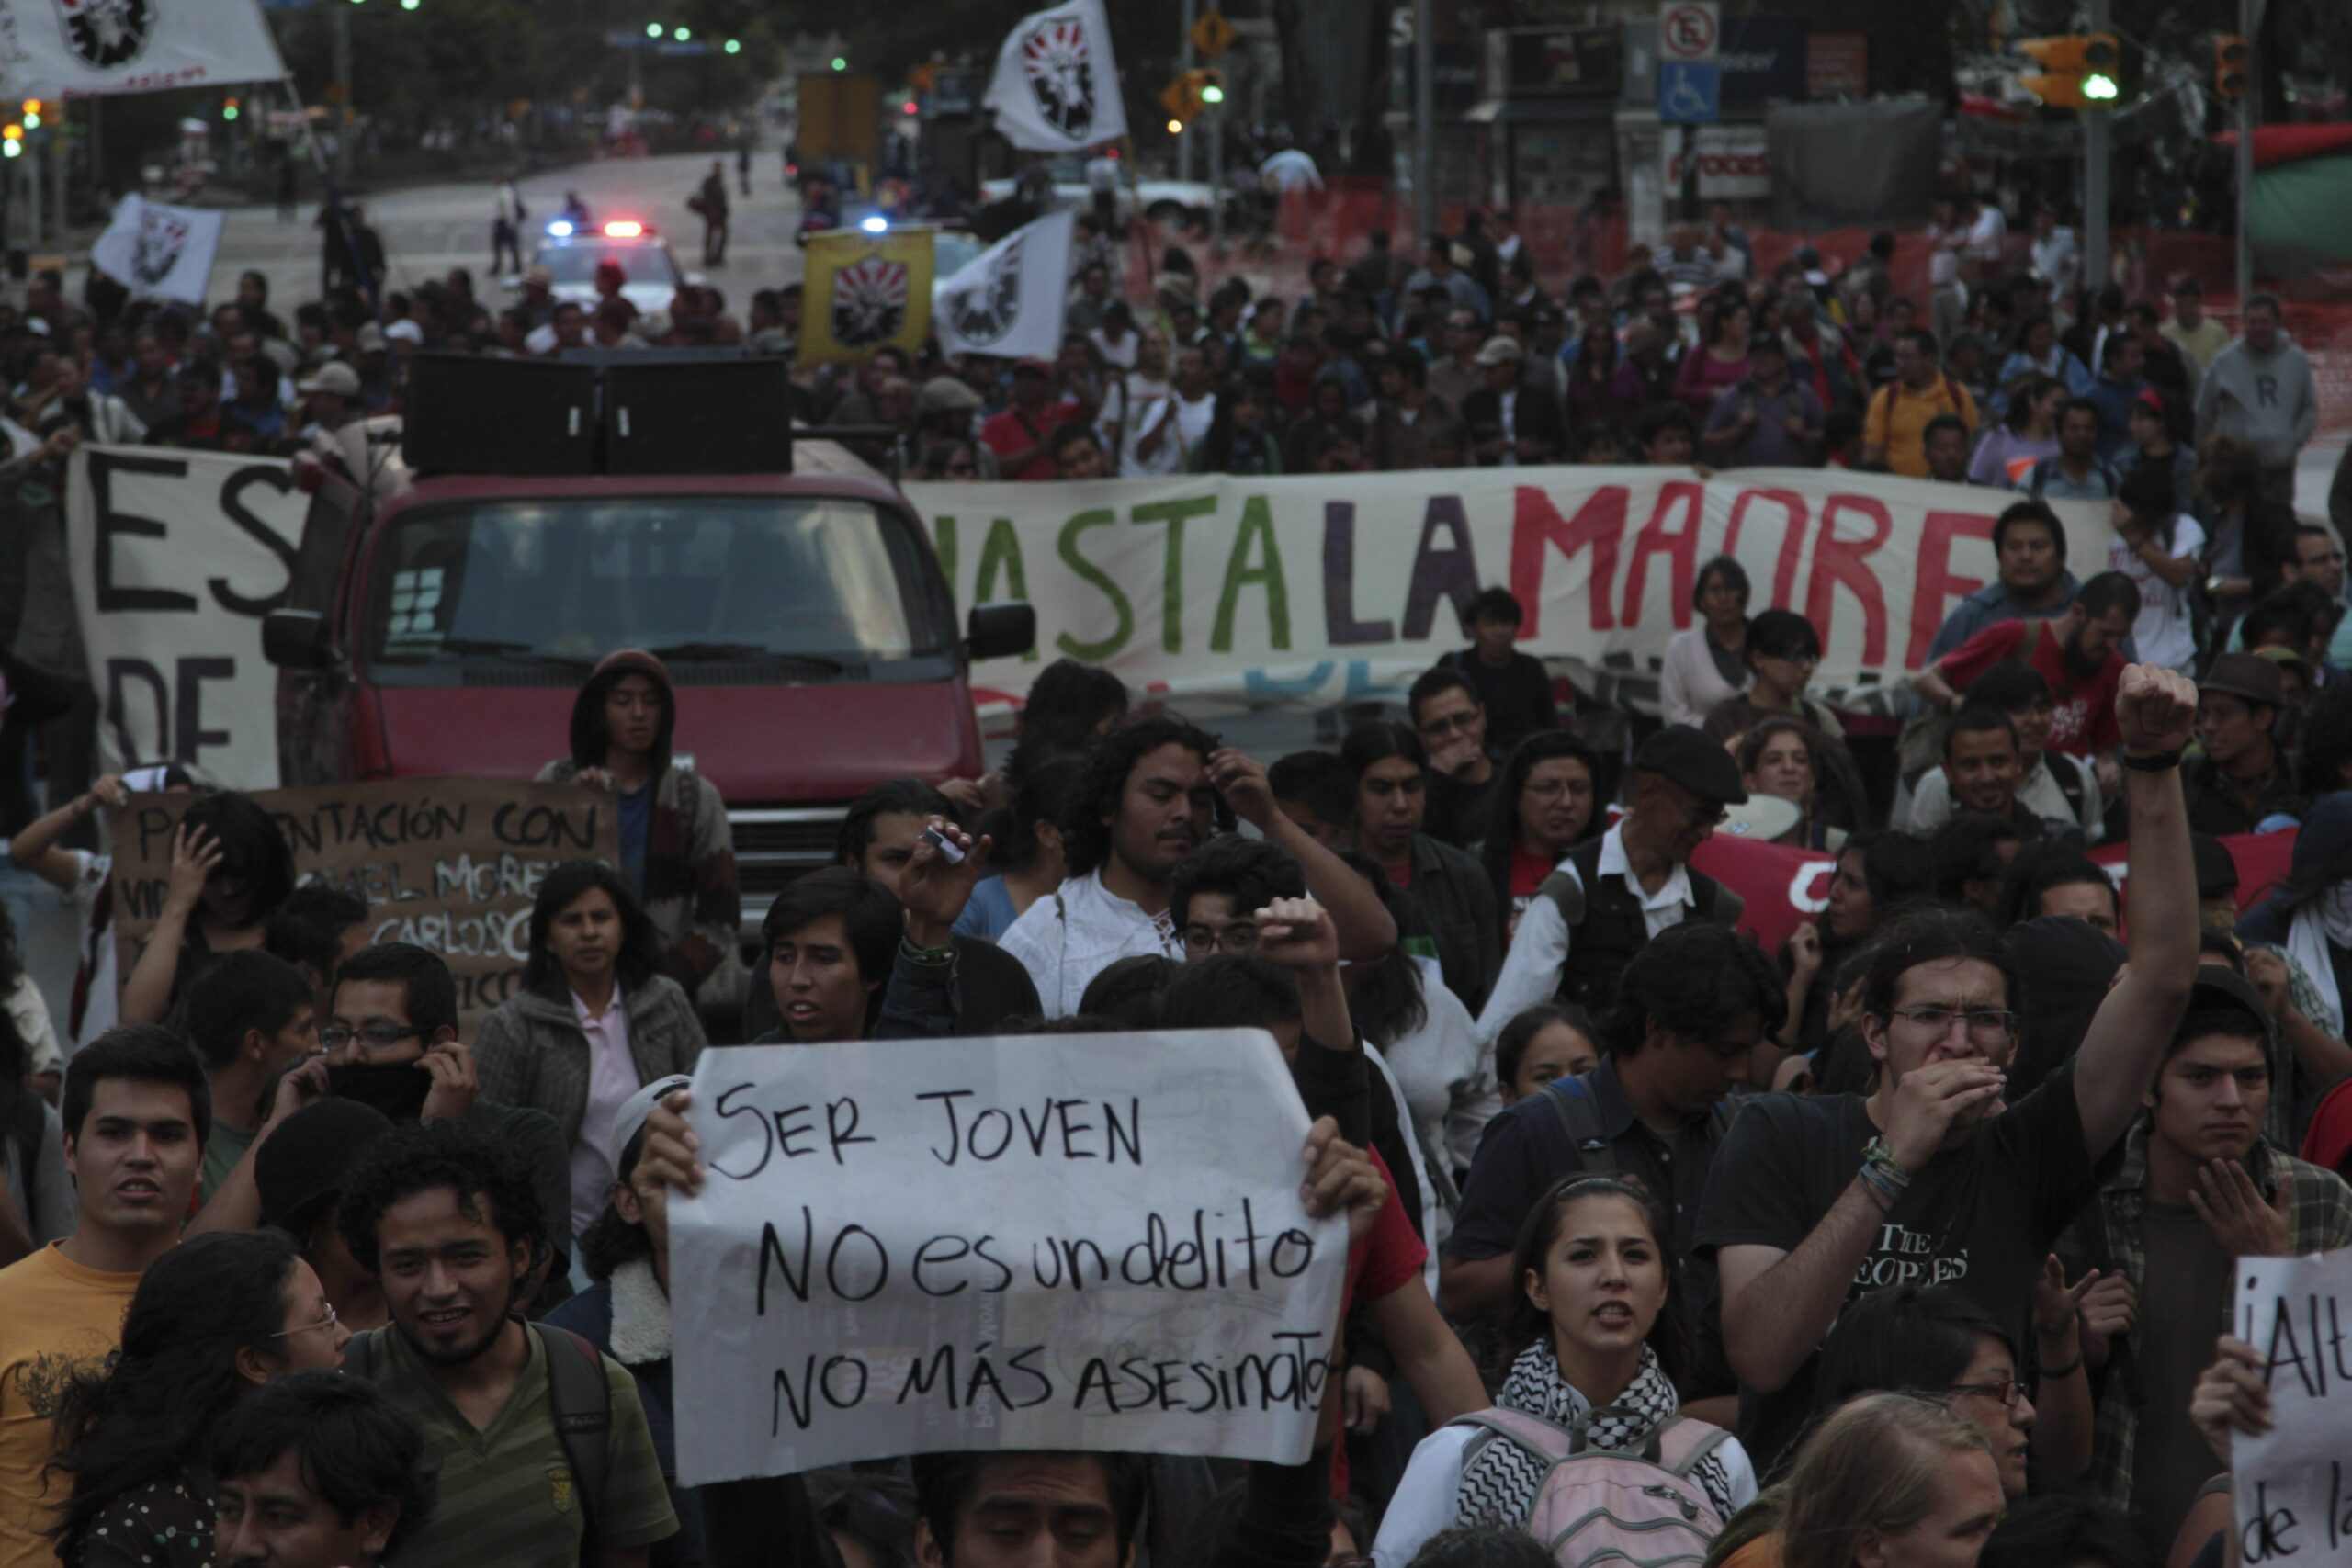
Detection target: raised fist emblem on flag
<box><xmin>130</xmin><ymin>206</ymin><xmax>190</xmax><ymax>288</ymax></box>
<box><xmin>946</xmin><ymin>235</ymin><xmax>1025</xmax><ymax>347</ymax></box>
<box><xmin>829</xmin><ymin>255</ymin><xmax>909</xmax><ymax>350</ymax></box>
<box><xmin>1020</xmin><ymin>18</ymin><xmax>1096</xmax><ymax>141</ymax></box>
<box><xmin>56</xmin><ymin>0</ymin><xmax>154</xmax><ymax>69</ymax></box>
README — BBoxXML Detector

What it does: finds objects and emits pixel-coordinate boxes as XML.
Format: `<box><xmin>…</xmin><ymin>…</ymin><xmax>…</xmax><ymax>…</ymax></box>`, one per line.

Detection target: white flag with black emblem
<box><xmin>933</xmin><ymin>210</ymin><xmax>1075</xmax><ymax>364</ymax></box>
<box><xmin>980</xmin><ymin>0</ymin><xmax>1127</xmax><ymax>152</ymax></box>
<box><xmin>89</xmin><ymin>194</ymin><xmax>223</xmax><ymax>305</ymax></box>
<box><xmin>0</xmin><ymin>0</ymin><xmax>287</xmax><ymax>97</ymax></box>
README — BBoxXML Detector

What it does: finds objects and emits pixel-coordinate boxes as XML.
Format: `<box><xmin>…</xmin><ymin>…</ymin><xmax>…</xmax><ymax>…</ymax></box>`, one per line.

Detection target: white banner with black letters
<box><xmin>980</xmin><ymin>0</ymin><xmax>1128</xmax><ymax>152</ymax></box>
<box><xmin>89</xmin><ymin>194</ymin><xmax>224</xmax><ymax>306</ymax></box>
<box><xmin>64</xmin><ymin>446</ymin><xmax>306</xmax><ymax>790</ymax></box>
<box><xmin>0</xmin><ymin>0</ymin><xmax>287</xmax><ymax>98</ymax></box>
<box><xmin>933</xmin><ymin>209</ymin><xmax>1075</xmax><ymax>365</ymax></box>
<box><xmin>670</xmin><ymin>1030</ymin><xmax>1347</xmax><ymax>1483</ymax></box>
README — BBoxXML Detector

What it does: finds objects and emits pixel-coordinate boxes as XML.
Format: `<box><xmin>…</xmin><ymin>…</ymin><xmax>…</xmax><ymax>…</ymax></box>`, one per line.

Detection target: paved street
<box><xmin>212</xmin><ymin>146</ymin><xmax>808</xmax><ymax>313</ymax></box>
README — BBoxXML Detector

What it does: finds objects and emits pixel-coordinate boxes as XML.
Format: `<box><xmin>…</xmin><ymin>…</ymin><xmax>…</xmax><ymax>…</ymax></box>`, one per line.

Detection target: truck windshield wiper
<box><xmin>431</xmin><ymin>637</ymin><xmax>593</xmax><ymax>668</ymax></box>
<box><xmin>646</xmin><ymin>642</ymin><xmax>850</xmax><ymax>675</ymax></box>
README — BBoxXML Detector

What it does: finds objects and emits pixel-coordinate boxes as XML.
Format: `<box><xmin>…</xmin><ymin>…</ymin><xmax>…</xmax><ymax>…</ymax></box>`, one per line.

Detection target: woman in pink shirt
<box><xmin>1676</xmin><ymin>294</ymin><xmax>1751</xmax><ymax>418</ymax></box>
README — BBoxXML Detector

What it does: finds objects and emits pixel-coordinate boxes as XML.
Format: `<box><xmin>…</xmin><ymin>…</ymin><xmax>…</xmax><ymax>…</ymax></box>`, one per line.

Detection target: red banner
<box><xmin>1690</xmin><ymin>829</ymin><xmax>2298</xmax><ymax>954</ymax></box>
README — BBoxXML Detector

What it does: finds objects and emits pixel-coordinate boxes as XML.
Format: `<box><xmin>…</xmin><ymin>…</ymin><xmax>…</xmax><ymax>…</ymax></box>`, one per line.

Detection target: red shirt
<box><xmin>1383</xmin><ymin>858</ymin><xmax>1415</xmax><ymax>892</ymax></box>
<box><xmin>979</xmin><ymin>401</ymin><xmax>1077</xmax><ymax>480</ymax></box>
<box><xmin>1508</xmin><ymin>843</ymin><xmax>1558</xmax><ymax>935</ymax></box>
<box><xmin>1938</xmin><ymin>617</ymin><xmax>2123</xmax><ymax>757</ymax></box>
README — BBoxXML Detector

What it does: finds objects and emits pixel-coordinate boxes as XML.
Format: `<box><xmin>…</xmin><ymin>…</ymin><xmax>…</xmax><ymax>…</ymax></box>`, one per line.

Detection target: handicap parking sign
<box><xmin>1658</xmin><ymin>61</ymin><xmax>1720</xmax><ymax>124</ymax></box>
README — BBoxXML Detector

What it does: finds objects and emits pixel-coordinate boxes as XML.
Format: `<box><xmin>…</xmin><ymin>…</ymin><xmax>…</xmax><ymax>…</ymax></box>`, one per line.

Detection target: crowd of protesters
<box><xmin>0</xmin><ymin>188</ymin><xmax>2349</xmax><ymax>1568</ymax></box>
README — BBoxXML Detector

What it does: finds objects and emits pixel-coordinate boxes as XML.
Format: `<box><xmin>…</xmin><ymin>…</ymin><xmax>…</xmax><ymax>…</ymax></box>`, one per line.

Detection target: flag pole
<box><xmin>277</xmin><ymin>74</ymin><xmax>375</xmax><ymax>311</ymax></box>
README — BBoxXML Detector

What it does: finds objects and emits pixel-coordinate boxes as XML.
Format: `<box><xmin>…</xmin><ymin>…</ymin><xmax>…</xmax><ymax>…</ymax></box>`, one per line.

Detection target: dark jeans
<box><xmin>492</xmin><ymin>220</ymin><xmax>522</xmax><ymax>275</ymax></box>
<box><xmin>702</xmin><ymin>217</ymin><xmax>729</xmax><ymax>265</ymax></box>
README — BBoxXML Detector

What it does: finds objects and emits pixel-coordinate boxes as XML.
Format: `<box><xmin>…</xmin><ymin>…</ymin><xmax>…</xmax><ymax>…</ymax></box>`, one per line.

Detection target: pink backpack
<box><xmin>1453</xmin><ymin>1405</ymin><xmax>1732</xmax><ymax>1567</ymax></box>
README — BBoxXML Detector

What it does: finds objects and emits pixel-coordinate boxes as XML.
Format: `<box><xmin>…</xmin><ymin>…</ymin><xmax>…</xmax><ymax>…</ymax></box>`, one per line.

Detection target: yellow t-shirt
<box><xmin>0</xmin><ymin>1244</ymin><xmax>141</xmax><ymax>1568</ymax></box>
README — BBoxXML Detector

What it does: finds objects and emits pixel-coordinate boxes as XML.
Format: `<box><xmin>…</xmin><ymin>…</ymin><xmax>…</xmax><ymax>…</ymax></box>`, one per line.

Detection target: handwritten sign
<box><xmin>108</xmin><ymin>778</ymin><xmax>615</xmax><ymax>1030</ymax></box>
<box><xmin>669</xmin><ymin>1031</ymin><xmax>1348</xmax><ymax>1483</ymax></box>
<box><xmin>2234</xmin><ymin>1251</ymin><xmax>2352</xmax><ymax>1566</ymax></box>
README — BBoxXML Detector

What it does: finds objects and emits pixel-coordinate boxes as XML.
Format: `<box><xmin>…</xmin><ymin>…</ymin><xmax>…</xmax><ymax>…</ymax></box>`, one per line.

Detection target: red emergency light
<box><xmin>604</xmin><ymin>220</ymin><xmax>645</xmax><ymax>238</ymax></box>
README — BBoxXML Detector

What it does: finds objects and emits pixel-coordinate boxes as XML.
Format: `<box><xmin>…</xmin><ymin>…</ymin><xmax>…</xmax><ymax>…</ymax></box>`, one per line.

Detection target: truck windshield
<box><xmin>364</xmin><ymin>495</ymin><xmax>939</xmax><ymax>681</ymax></box>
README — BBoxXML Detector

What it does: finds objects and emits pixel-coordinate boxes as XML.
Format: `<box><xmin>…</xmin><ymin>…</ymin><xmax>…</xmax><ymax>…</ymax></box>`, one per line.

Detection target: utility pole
<box><xmin>2236</xmin><ymin>0</ymin><xmax>2261</xmax><ymax>303</ymax></box>
<box><xmin>1209</xmin><ymin>104</ymin><xmax>1224</xmax><ymax>247</ymax></box>
<box><xmin>330</xmin><ymin>0</ymin><xmax>353</xmax><ymax>179</ymax></box>
<box><xmin>1414</xmin><ymin>0</ymin><xmax>1434</xmax><ymax>238</ymax></box>
<box><xmin>1178</xmin><ymin>0</ymin><xmax>1195</xmax><ymax>183</ymax></box>
<box><xmin>2082</xmin><ymin>0</ymin><xmax>2110</xmax><ymax>291</ymax></box>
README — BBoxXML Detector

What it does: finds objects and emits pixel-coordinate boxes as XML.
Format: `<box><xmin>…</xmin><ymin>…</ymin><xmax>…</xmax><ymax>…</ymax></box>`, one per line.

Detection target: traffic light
<box><xmin>2081</xmin><ymin>34</ymin><xmax>2119</xmax><ymax>100</ymax></box>
<box><xmin>19</xmin><ymin>100</ymin><xmax>39</xmax><ymax>130</ymax></box>
<box><xmin>2016</xmin><ymin>35</ymin><xmax>2118</xmax><ymax>110</ymax></box>
<box><xmin>222</xmin><ymin>96</ymin><xmax>240</xmax><ymax>121</ymax></box>
<box><xmin>1197</xmin><ymin>68</ymin><xmax>1225</xmax><ymax>105</ymax></box>
<box><xmin>2214</xmin><ymin>35</ymin><xmax>2249</xmax><ymax>99</ymax></box>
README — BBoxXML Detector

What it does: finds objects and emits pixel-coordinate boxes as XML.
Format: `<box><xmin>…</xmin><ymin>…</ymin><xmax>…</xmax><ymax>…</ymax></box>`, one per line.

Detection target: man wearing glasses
<box><xmin>1473</xmin><ymin>725</ymin><xmax>1750</xmax><ymax>1040</ymax></box>
<box><xmin>1698</xmin><ymin>663</ymin><xmax>2201</xmax><ymax>1472</ymax></box>
<box><xmin>1407</xmin><ymin>668</ymin><xmax>1501</xmax><ymax>851</ymax></box>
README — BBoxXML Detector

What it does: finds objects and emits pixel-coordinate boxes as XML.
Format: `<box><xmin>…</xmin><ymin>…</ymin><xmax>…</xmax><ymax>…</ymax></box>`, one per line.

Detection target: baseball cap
<box><xmin>383</xmin><ymin>319</ymin><xmax>424</xmax><ymax>345</ymax></box>
<box><xmin>609</xmin><ymin>1074</ymin><xmax>695</xmax><ymax>1174</ymax></box>
<box><xmin>1473</xmin><ymin>336</ymin><xmax>1523</xmax><ymax>367</ymax></box>
<box><xmin>296</xmin><ymin>361</ymin><xmax>361</xmax><ymax>398</ymax></box>
<box><xmin>1634</xmin><ymin>725</ymin><xmax>1748</xmax><ymax>805</ymax></box>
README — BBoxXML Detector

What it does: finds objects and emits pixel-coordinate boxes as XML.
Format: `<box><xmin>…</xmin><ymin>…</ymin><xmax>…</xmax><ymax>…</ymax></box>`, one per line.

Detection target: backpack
<box><xmin>1540</xmin><ymin>1076</ymin><xmax>1742</xmax><ymax>1169</ymax></box>
<box><xmin>1453</xmin><ymin>1405</ymin><xmax>1731</xmax><ymax>1568</ymax></box>
<box><xmin>345</xmin><ymin>1323</ymin><xmax>614</xmax><ymax>1536</ymax></box>
<box><xmin>1896</xmin><ymin>617</ymin><xmax>2047</xmax><ymax>786</ymax></box>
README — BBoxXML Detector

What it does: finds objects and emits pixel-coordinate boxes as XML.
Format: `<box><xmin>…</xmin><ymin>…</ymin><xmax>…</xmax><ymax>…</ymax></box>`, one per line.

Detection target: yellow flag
<box><xmin>797</xmin><ymin>228</ymin><xmax>933</xmax><ymax>367</ymax></box>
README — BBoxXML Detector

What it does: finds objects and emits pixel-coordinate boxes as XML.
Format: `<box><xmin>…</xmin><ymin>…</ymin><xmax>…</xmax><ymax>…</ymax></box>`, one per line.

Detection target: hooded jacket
<box><xmin>537</xmin><ymin>650</ymin><xmax>740</xmax><ymax>992</ymax></box>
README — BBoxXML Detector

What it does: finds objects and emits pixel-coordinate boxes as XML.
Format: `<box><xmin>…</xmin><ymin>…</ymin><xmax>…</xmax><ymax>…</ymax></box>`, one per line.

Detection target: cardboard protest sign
<box><xmin>2233</xmin><ymin>1251</ymin><xmax>2352</xmax><ymax>1566</ymax></box>
<box><xmin>670</xmin><ymin>1031</ymin><xmax>1348</xmax><ymax>1483</ymax></box>
<box><xmin>65</xmin><ymin>446</ymin><xmax>313</xmax><ymax>789</ymax></box>
<box><xmin>107</xmin><ymin>779</ymin><xmax>615</xmax><ymax>1029</ymax></box>
<box><xmin>905</xmin><ymin>468</ymin><xmax>2114</xmax><ymax>717</ymax></box>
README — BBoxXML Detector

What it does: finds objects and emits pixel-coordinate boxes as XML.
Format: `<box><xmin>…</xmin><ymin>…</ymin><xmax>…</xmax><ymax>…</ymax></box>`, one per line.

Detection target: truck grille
<box><xmin>731</xmin><ymin>805</ymin><xmax>847</xmax><ymax>935</ymax></box>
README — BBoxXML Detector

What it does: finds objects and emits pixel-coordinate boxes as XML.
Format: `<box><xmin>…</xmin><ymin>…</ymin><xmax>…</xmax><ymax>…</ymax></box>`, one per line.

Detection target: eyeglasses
<box><xmin>1890</xmin><ymin>1006</ymin><xmax>2018</xmax><ymax>1040</ymax></box>
<box><xmin>1947</xmin><ymin>1380</ymin><xmax>2028</xmax><ymax>1408</ymax></box>
<box><xmin>270</xmin><ymin>1303</ymin><xmax>338</xmax><ymax>1340</ymax></box>
<box><xmin>319</xmin><ymin>1024</ymin><xmax>424</xmax><ymax>1053</ymax></box>
<box><xmin>1182</xmin><ymin>925</ymin><xmax>1260</xmax><ymax>955</ymax></box>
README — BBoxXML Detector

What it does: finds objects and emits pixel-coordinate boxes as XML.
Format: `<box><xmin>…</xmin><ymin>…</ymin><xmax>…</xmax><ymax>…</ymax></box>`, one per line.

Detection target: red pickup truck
<box><xmin>263</xmin><ymin>352</ymin><xmax>1031</xmax><ymax>933</ymax></box>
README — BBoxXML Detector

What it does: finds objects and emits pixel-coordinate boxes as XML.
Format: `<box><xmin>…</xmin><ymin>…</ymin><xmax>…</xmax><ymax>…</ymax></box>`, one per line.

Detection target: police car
<box><xmin>517</xmin><ymin>218</ymin><xmax>698</xmax><ymax>317</ymax></box>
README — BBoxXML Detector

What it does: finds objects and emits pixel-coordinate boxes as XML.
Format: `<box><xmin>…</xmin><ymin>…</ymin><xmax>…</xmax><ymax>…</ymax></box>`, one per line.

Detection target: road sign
<box><xmin>1659</xmin><ymin>2</ymin><xmax>1720</xmax><ymax>62</ymax></box>
<box><xmin>1191</xmin><ymin>9</ymin><xmax>1237</xmax><ymax>59</ymax></box>
<box><xmin>1658</xmin><ymin>60</ymin><xmax>1720</xmax><ymax>123</ymax></box>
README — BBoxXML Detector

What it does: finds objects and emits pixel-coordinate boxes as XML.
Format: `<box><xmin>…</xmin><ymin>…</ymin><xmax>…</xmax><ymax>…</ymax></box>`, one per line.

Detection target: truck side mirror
<box><xmin>967</xmin><ymin>602</ymin><xmax>1035</xmax><ymax>663</ymax></box>
<box><xmin>262</xmin><ymin>609</ymin><xmax>334</xmax><ymax>671</ymax></box>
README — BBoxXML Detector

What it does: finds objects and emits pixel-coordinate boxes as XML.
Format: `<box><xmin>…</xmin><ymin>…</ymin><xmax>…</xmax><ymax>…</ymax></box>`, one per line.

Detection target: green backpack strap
<box><xmin>535</xmin><ymin>1323</ymin><xmax>616</xmax><ymax>1543</ymax></box>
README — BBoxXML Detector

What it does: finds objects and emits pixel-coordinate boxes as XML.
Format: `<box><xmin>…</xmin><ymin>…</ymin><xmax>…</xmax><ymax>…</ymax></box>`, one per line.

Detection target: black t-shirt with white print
<box><xmin>1693</xmin><ymin>1062</ymin><xmax>2099</xmax><ymax>1472</ymax></box>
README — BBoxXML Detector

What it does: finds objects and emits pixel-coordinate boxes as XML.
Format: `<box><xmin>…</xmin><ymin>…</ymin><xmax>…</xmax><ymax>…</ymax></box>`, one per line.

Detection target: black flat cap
<box><xmin>2188</xmin><ymin>964</ymin><xmax>2273</xmax><ymax>1038</ymax></box>
<box><xmin>1634</xmin><ymin>724</ymin><xmax>1748</xmax><ymax>805</ymax></box>
<box><xmin>255</xmin><ymin>1097</ymin><xmax>396</xmax><ymax>1234</ymax></box>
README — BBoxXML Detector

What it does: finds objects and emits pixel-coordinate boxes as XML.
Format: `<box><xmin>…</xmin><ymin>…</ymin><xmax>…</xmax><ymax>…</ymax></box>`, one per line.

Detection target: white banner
<box><xmin>64</xmin><ymin>446</ymin><xmax>307</xmax><ymax>789</ymax></box>
<box><xmin>2234</xmin><ymin>1251</ymin><xmax>2352</xmax><ymax>1567</ymax></box>
<box><xmin>906</xmin><ymin>466</ymin><xmax>2116</xmax><ymax>716</ymax></box>
<box><xmin>670</xmin><ymin>1031</ymin><xmax>1347</xmax><ymax>1483</ymax></box>
<box><xmin>981</xmin><ymin>0</ymin><xmax>1128</xmax><ymax>152</ymax></box>
<box><xmin>0</xmin><ymin>0</ymin><xmax>286</xmax><ymax>97</ymax></box>
<box><xmin>935</xmin><ymin>209</ymin><xmax>1075</xmax><ymax>365</ymax></box>
<box><xmin>89</xmin><ymin>194</ymin><xmax>224</xmax><ymax>305</ymax></box>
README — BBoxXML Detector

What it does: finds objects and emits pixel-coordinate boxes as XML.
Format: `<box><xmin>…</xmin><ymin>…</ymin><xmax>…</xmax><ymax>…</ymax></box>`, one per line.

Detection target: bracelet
<box><xmin>2120</xmin><ymin>749</ymin><xmax>2184</xmax><ymax>772</ymax></box>
<box><xmin>1857</xmin><ymin>1163</ymin><xmax>1901</xmax><ymax>1213</ymax></box>
<box><xmin>2039</xmin><ymin>1353</ymin><xmax>2084</xmax><ymax>1378</ymax></box>
<box><xmin>899</xmin><ymin>936</ymin><xmax>953</xmax><ymax>964</ymax></box>
<box><xmin>1861</xmin><ymin>1135</ymin><xmax>1913</xmax><ymax>1190</ymax></box>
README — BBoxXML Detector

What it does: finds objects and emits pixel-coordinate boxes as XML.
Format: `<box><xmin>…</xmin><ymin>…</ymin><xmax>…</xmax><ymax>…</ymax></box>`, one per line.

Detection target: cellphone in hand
<box><xmin>919</xmin><ymin>825</ymin><xmax>966</xmax><ymax>864</ymax></box>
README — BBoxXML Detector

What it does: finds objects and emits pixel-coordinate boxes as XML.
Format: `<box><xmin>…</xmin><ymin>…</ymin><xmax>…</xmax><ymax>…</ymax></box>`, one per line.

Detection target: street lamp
<box><xmin>831</xmin><ymin>56</ymin><xmax>846</xmax><ymax>71</ymax></box>
<box><xmin>645</xmin><ymin>21</ymin><xmax>662</xmax><ymax>37</ymax></box>
<box><xmin>673</xmin><ymin>25</ymin><xmax>689</xmax><ymax>40</ymax></box>
<box><xmin>724</xmin><ymin>39</ymin><xmax>741</xmax><ymax>54</ymax></box>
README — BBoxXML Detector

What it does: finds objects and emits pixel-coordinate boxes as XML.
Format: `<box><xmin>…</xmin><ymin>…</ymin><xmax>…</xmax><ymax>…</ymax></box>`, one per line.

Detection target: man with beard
<box><xmin>187</xmin><ymin>945</ymin><xmax>573</xmax><ymax>1306</ymax></box>
<box><xmin>1699</xmin><ymin>664</ymin><xmax>2199</xmax><ymax>1472</ymax></box>
<box><xmin>1473</xmin><ymin>726</ymin><xmax>1751</xmax><ymax>1038</ymax></box>
<box><xmin>334</xmin><ymin>1120</ymin><xmax>676</xmax><ymax>1568</ymax></box>
<box><xmin>999</xmin><ymin>718</ymin><xmax>1397</xmax><ymax>1017</ymax></box>
<box><xmin>1916</xmin><ymin>571</ymin><xmax>2141</xmax><ymax>786</ymax></box>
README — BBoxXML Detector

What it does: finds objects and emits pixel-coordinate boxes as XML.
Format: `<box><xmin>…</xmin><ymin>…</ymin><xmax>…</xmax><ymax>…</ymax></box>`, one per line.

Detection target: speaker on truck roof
<box><xmin>401</xmin><ymin>354</ymin><xmax>599</xmax><ymax>476</ymax></box>
<box><xmin>604</xmin><ymin>356</ymin><xmax>795</xmax><ymax>475</ymax></box>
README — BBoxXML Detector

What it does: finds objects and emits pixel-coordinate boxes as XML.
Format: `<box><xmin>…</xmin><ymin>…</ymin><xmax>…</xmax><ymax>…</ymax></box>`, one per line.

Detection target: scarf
<box><xmin>1455</xmin><ymin>1340</ymin><xmax>1737</xmax><ymax>1527</ymax></box>
<box><xmin>608</xmin><ymin>1256</ymin><xmax>673</xmax><ymax>1366</ymax></box>
<box><xmin>2285</xmin><ymin>884</ymin><xmax>2352</xmax><ymax>1033</ymax></box>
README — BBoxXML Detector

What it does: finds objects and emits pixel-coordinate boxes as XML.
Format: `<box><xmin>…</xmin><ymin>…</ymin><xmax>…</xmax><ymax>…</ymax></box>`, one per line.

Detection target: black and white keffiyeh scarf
<box><xmin>1455</xmin><ymin>1340</ymin><xmax>1738</xmax><ymax>1527</ymax></box>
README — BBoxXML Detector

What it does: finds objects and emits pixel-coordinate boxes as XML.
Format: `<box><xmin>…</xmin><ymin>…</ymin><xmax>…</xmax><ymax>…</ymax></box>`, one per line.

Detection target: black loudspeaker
<box><xmin>402</xmin><ymin>354</ymin><xmax>597</xmax><ymax>475</ymax></box>
<box><xmin>603</xmin><ymin>357</ymin><xmax>795</xmax><ymax>475</ymax></box>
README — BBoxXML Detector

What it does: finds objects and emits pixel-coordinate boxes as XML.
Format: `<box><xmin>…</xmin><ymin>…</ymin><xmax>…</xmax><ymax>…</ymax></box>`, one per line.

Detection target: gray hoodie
<box><xmin>2196</xmin><ymin>333</ymin><xmax>2318</xmax><ymax>470</ymax></box>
